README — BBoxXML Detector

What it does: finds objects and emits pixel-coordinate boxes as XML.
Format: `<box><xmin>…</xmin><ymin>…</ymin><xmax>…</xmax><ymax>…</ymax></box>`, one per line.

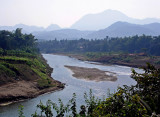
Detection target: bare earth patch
<box><xmin>0</xmin><ymin>80</ymin><xmax>64</xmax><ymax>106</ymax></box>
<box><xmin>65</xmin><ymin>65</ymin><xmax>117</xmax><ymax>82</ymax></box>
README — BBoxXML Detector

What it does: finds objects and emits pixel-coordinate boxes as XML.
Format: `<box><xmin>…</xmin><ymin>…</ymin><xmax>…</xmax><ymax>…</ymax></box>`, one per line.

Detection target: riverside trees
<box><xmin>38</xmin><ymin>35</ymin><xmax>160</xmax><ymax>56</ymax></box>
<box><xmin>0</xmin><ymin>28</ymin><xmax>37</xmax><ymax>52</ymax></box>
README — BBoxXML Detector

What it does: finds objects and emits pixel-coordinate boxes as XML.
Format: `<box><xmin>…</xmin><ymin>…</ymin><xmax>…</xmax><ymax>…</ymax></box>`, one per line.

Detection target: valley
<box><xmin>0</xmin><ymin>5</ymin><xmax>160</xmax><ymax>116</ymax></box>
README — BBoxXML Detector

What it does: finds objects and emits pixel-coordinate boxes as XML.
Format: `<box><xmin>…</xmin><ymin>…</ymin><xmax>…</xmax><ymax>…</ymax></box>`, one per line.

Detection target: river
<box><xmin>0</xmin><ymin>54</ymin><xmax>141</xmax><ymax>117</ymax></box>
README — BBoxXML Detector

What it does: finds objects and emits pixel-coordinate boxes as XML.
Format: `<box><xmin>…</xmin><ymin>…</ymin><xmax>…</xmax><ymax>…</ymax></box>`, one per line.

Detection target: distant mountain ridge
<box><xmin>46</xmin><ymin>24</ymin><xmax>61</xmax><ymax>31</ymax></box>
<box><xmin>0</xmin><ymin>24</ymin><xmax>61</xmax><ymax>33</ymax></box>
<box><xmin>1</xmin><ymin>9</ymin><xmax>160</xmax><ymax>32</ymax></box>
<box><xmin>1</xmin><ymin>9</ymin><xmax>160</xmax><ymax>40</ymax></box>
<box><xmin>71</xmin><ymin>9</ymin><xmax>160</xmax><ymax>30</ymax></box>
<box><xmin>1</xmin><ymin>22</ymin><xmax>160</xmax><ymax>40</ymax></box>
<box><xmin>33</xmin><ymin>29</ymin><xmax>94</xmax><ymax>40</ymax></box>
<box><xmin>33</xmin><ymin>22</ymin><xmax>160</xmax><ymax>40</ymax></box>
<box><xmin>86</xmin><ymin>22</ymin><xmax>160</xmax><ymax>39</ymax></box>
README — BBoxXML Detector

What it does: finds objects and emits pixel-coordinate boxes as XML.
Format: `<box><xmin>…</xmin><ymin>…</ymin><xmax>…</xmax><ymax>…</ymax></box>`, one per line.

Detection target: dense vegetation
<box><xmin>0</xmin><ymin>29</ymin><xmax>54</xmax><ymax>88</ymax></box>
<box><xmin>38</xmin><ymin>35</ymin><xmax>160</xmax><ymax>56</ymax></box>
<box><xmin>0</xmin><ymin>28</ymin><xmax>38</xmax><ymax>51</ymax></box>
<box><xmin>18</xmin><ymin>63</ymin><xmax>160</xmax><ymax>117</ymax></box>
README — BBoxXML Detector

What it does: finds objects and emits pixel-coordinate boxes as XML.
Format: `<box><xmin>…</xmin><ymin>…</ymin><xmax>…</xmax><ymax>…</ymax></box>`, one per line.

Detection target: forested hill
<box><xmin>38</xmin><ymin>35</ymin><xmax>160</xmax><ymax>56</ymax></box>
<box><xmin>0</xmin><ymin>29</ymin><xmax>63</xmax><ymax>105</ymax></box>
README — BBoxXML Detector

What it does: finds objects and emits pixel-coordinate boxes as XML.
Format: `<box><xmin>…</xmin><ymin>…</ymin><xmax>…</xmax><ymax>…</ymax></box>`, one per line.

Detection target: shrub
<box><xmin>37</xmin><ymin>78</ymin><xmax>52</xmax><ymax>89</ymax></box>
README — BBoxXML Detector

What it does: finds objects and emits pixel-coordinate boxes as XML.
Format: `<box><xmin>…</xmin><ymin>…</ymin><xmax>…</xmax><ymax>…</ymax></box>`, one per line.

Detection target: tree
<box><xmin>0</xmin><ymin>29</ymin><xmax>37</xmax><ymax>52</ymax></box>
<box><xmin>131</xmin><ymin>63</ymin><xmax>160</xmax><ymax>114</ymax></box>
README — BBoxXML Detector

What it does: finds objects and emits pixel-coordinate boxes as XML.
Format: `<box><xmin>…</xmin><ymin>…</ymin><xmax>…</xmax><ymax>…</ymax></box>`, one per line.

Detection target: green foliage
<box><xmin>18</xmin><ymin>105</ymin><xmax>25</xmax><ymax>117</ymax></box>
<box><xmin>32</xmin><ymin>98</ymin><xmax>71</xmax><ymax>117</ymax></box>
<box><xmin>4</xmin><ymin>50</ymin><xmax>37</xmax><ymax>58</ymax></box>
<box><xmin>131</xmin><ymin>63</ymin><xmax>160</xmax><ymax>114</ymax></box>
<box><xmin>0</xmin><ymin>28</ymin><xmax>37</xmax><ymax>52</ymax></box>
<box><xmin>0</xmin><ymin>52</ymin><xmax>53</xmax><ymax>88</ymax></box>
<box><xmin>69</xmin><ymin>93</ymin><xmax>77</xmax><ymax>117</ymax></box>
<box><xmin>0</xmin><ymin>56</ymin><xmax>30</xmax><ymax>64</ymax></box>
<box><xmin>35</xmin><ymin>101</ymin><xmax>53</xmax><ymax>117</ymax></box>
<box><xmin>92</xmin><ymin>87</ymin><xmax>149</xmax><ymax>117</ymax></box>
<box><xmin>37</xmin><ymin>78</ymin><xmax>52</xmax><ymax>89</ymax></box>
<box><xmin>84</xmin><ymin>89</ymin><xmax>101</xmax><ymax>116</ymax></box>
<box><xmin>0</xmin><ymin>48</ymin><xmax>3</xmax><ymax>55</ymax></box>
<box><xmin>85</xmin><ymin>52</ymin><xmax>109</xmax><ymax>59</ymax></box>
<box><xmin>0</xmin><ymin>29</ymin><xmax>54</xmax><ymax>89</ymax></box>
<box><xmin>84</xmin><ymin>52</ymin><xmax>135</xmax><ymax>64</ymax></box>
<box><xmin>0</xmin><ymin>62</ymin><xmax>17</xmax><ymax>77</ymax></box>
<box><xmin>51</xmin><ymin>99</ymin><xmax>69</xmax><ymax>117</ymax></box>
<box><xmin>32</xmin><ymin>58</ymin><xmax>47</xmax><ymax>73</ymax></box>
<box><xmin>38</xmin><ymin>35</ymin><xmax>160</xmax><ymax>56</ymax></box>
<box><xmin>32</xmin><ymin>68</ymin><xmax>48</xmax><ymax>79</ymax></box>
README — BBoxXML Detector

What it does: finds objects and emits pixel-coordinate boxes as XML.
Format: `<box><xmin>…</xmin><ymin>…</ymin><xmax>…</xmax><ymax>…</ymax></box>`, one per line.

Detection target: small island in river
<box><xmin>65</xmin><ymin>65</ymin><xmax>117</xmax><ymax>82</ymax></box>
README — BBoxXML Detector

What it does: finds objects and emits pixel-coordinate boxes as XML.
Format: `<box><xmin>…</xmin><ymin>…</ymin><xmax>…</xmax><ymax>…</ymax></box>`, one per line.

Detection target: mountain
<box><xmin>71</xmin><ymin>9</ymin><xmax>160</xmax><ymax>30</ymax></box>
<box><xmin>0</xmin><ymin>24</ymin><xmax>44</xmax><ymax>33</ymax></box>
<box><xmin>86</xmin><ymin>22</ymin><xmax>160</xmax><ymax>39</ymax></box>
<box><xmin>2</xmin><ymin>22</ymin><xmax>160</xmax><ymax>40</ymax></box>
<box><xmin>0</xmin><ymin>24</ymin><xmax>61</xmax><ymax>33</ymax></box>
<box><xmin>45</xmin><ymin>24</ymin><xmax>61</xmax><ymax>31</ymax></box>
<box><xmin>143</xmin><ymin>23</ymin><xmax>160</xmax><ymax>33</ymax></box>
<box><xmin>33</xmin><ymin>29</ymin><xmax>94</xmax><ymax>40</ymax></box>
<box><xmin>34</xmin><ymin>22</ymin><xmax>160</xmax><ymax>40</ymax></box>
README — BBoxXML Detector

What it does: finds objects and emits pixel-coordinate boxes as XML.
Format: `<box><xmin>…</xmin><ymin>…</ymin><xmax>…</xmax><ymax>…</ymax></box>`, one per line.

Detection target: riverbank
<box><xmin>56</xmin><ymin>53</ymin><xmax>160</xmax><ymax>68</ymax></box>
<box><xmin>65</xmin><ymin>65</ymin><xmax>117</xmax><ymax>82</ymax></box>
<box><xmin>0</xmin><ymin>30</ymin><xmax>65</xmax><ymax>108</ymax></box>
<box><xmin>0</xmin><ymin>53</ymin><xmax>65</xmax><ymax>106</ymax></box>
<box><xmin>0</xmin><ymin>80</ymin><xmax>64</xmax><ymax>106</ymax></box>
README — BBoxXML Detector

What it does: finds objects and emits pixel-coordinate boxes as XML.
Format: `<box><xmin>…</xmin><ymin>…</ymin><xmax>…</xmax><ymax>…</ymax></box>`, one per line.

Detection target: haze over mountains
<box><xmin>0</xmin><ymin>24</ymin><xmax>61</xmax><ymax>33</ymax></box>
<box><xmin>71</xmin><ymin>9</ymin><xmax>160</xmax><ymax>30</ymax></box>
<box><xmin>33</xmin><ymin>29</ymin><xmax>94</xmax><ymax>40</ymax></box>
<box><xmin>1</xmin><ymin>9</ymin><xmax>160</xmax><ymax>40</ymax></box>
<box><xmin>86</xmin><ymin>22</ymin><xmax>160</xmax><ymax>39</ymax></box>
<box><xmin>33</xmin><ymin>22</ymin><xmax>160</xmax><ymax>40</ymax></box>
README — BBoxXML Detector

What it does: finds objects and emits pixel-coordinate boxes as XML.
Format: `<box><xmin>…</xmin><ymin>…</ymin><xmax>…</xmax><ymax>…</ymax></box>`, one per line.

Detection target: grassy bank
<box><xmin>0</xmin><ymin>50</ymin><xmax>64</xmax><ymax>105</ymax></box>
<box><xmin>0</xmin><ymin>29</ymin><xmax>64</xmax><ymax>105</ymax></box>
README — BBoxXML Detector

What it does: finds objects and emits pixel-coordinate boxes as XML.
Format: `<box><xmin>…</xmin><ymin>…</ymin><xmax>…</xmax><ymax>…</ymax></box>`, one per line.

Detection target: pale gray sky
<box><xmin>0</xmin><ymin>0</ymin><xmax>160</xmax><ymax>28</ymax></box>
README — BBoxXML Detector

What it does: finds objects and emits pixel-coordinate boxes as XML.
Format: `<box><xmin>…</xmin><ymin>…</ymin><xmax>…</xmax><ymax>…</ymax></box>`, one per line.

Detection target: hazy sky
<box><xmin>1</xmin><ymin>0</ymin><xmax>160</xmax><ymax>28</ymax></box>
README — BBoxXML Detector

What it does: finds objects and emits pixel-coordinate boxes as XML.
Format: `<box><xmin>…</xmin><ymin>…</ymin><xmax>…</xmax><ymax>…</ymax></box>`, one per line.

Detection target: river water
<box><xmin>0</xmin><ymin>54</ymin><xmax>141</xmax><ymax>117</ymax></box>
